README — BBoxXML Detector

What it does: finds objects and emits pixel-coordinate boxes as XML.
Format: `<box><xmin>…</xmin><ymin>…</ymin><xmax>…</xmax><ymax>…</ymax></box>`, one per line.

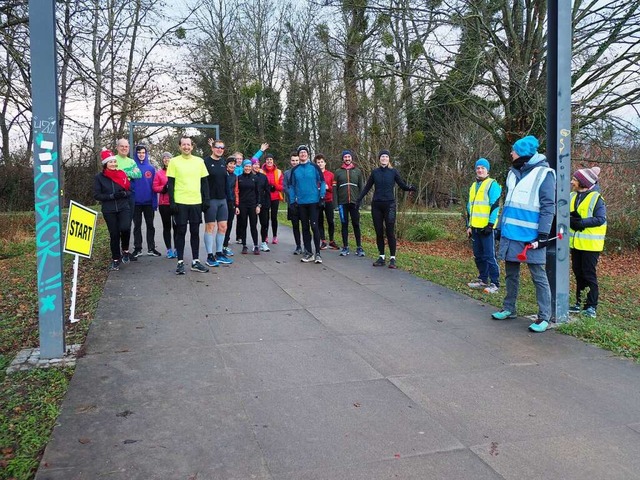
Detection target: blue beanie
<box><xmin>512</xmin><ymin>136</ymin><xmax>539</xmax><ymax>157</ymax></box>
<box><xmin>342</xmin><ymin>150</ymin><xmax>352</xmax><ymax>159</ymax></box>
<box><xmin>242</xmin><ymin>159</ymin><xmax>252</xmax><ymax>167</ymax></box>
<box><xmin>475</xmin><ymin>158</ymin><xmax>490</xmax><ymax>171</ymax></box>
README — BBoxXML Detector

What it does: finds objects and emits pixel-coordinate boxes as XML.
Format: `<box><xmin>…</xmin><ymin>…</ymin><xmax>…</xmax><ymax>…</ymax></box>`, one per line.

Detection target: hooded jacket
<box><xmin>132</xmin><ymin>149</ymin><xmax>157</xmax><ymax>209</ymax></box>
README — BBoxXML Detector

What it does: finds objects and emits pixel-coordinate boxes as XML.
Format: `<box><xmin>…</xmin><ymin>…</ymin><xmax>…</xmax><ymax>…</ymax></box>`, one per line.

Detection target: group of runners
<box><xmin>93</xmin><ymin>137</ymin><xmax>416</xmax><ymax>275</ymax></box>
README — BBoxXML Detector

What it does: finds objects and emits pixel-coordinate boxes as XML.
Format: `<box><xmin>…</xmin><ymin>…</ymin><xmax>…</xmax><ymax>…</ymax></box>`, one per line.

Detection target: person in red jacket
<box><xmin>262</xmin><ymin>154</ymin><xmax>284</xmax><ymax>244</ymax></box>
<box><xmin>152</xmin><ymin>152</ymin><xmax>176</xmax><ymax>258</ymax></box>
<box><xmin>314</xmin><ymin>154</ymin><xmax>339</xmax><ymax>250</ymax></box>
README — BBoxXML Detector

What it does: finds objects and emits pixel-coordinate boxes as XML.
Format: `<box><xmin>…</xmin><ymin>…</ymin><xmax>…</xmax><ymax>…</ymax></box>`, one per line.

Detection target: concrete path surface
<box><xmin>36</xmin><ymin>219</ymin><xmax>640</xmax><ymax>480</ymax></box>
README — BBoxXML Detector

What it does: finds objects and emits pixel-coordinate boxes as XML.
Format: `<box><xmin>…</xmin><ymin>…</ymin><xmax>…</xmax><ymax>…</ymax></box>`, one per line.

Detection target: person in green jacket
<box><xmin>333</xmin><ymin>150</ymin><xmax>365</xmax><ymax>257</ymax></box>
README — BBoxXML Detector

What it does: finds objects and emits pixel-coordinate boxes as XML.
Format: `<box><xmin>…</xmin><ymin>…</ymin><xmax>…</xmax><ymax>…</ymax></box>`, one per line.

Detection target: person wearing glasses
<box><xmin>203</xmin><ymin>138</ymin><xmax>234</xmax><ymax>267</ymax></box>
<box><xmin>288</xmin><ymin>145</ymin><xmax>327</xmax><ymax>264</ymax></box>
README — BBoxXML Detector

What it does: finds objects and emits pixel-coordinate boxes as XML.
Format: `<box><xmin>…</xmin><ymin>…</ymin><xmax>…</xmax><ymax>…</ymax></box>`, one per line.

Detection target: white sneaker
<box><xmin>260</xmin><ymin>242</ymin><xmax>270</xmax><ymax>252</ymax></box>
<box><xmin>483</xmin><ymin>283</ymin><xmax>499</xmax><ymax>294</ymax></box>
<box><xmin>468</xmin><ymin>279</ymin><xmax>489</xmax><ymax>289</ymax></box>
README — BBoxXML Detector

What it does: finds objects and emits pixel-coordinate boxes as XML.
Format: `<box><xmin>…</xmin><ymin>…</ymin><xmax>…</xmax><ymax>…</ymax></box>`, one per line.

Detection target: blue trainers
<box><xmin>582</xmin><ymin>306</ymin><xmax>597</xmax><ymax>318</ymax></box>
<box><xmin>491</xmin><ymin>310</ymin><xmax>516</xmax><ymax>320</ymax></box>
<box><xmin>529</xmin><ymin>320</ymin><xmax>549</xmax><ymax>332</ymax></box>
<box><xmin>339</xmin><ymin>247</ymin><xmax>350</xmax><ymax>256</ymax></box>
<box><xmin>205</xmin><ymin>254</ymin><xmax>219</xmax><ymax>267</ymax></box>
<box><xmin>215</xmin><ymin>253</ymin><xmax>233</xmax><ymax>265</ymax></box>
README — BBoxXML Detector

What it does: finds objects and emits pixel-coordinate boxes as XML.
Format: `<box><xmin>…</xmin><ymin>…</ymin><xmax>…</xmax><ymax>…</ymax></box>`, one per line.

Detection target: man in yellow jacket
<box><xmin>569</xmin><ymin>166</ymin><xmax>607</xmax><ymax>318</ymax></box>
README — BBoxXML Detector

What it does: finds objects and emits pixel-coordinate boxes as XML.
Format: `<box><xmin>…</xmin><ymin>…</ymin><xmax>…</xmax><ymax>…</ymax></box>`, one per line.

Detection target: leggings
<box><xmin>237</xmin><ymin>205</ymin><xmax>258</xmax><ymax>246</ymax></box>
<box><xmin>259</xmin><ymin>203</ymin><xmax>270</xmax><ymax>242</ymax></box>
<box><xmin>103</xmin><ymin>210</ymin><xmax>131</xmax><ymax>260</ymax></box>
<box><xmin>223</xmin><ymin>201</ymin><xmax>235</xmax><ymax>248</ymax></box>
<box><xmin>318</xmin><ymin>200</ymin><xmax>335</xmax><ymax>241</ymax></box>
<box><xmin>298</xmin><ymin>203</ymin><xmax>321</xmax><ymax>254</ymax></box>
<box><xmin>174</xmin><ymin>222</ymin><xmax>200</xmax><ymax>262</ymax></box>
<box><xmin>571</xmin><ymin>249</ymin><xmax>600</xmax><ymax>308</ymax></box>
<box><xmin>287</xmin><ymin>204</ymin><xmax>301</xmax><ymax>248</ymax></box>
<box><xmin>371</xmin><ymin>200</ymin><xmax>397</xmax><ymax>256</ymax></box>
<box><xmin>158</xmin><ymin>205</ymin><xmax>174</xmax><ymax>250</ymax></box>
<box><xmin>270</xmin><ymin>199</ymin><xmax>279</xmax><ymax>237</ymax></box>
<box><xmin>338</xmin><ymin>203</ymin><xmax>362</xmax><ymax>248</ymax></box>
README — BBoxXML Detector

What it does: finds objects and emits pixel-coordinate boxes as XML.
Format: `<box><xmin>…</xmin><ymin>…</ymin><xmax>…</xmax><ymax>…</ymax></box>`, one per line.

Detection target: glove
<box><xmin>170</xmin><ymin>202</ymin><xmax>178</xmax><ymax>214</ymax></box>
<box><xmin>114</xmin><ymin>190</ymin><xmax>127</xmax><ymax>199</ymax></box>
<box><xmin>319</xmin><ymin>197</ymin><xmax>325</xmax><ymax>207</ymax></box>
<box><xmin>529</xmin><ymin>233</ymin><xmax>549</xmax><ymax>250</ymax></box>
<box><xmin>570</xmin><ymin>217</ymin><xmax>585</xmax><ymax>231</ymax></box>
<box><xmin>202</xmin><ymin>202</ymin><xmax>210</xmax><ymax>213</ymax></box>
<box><xmin>408</xmin><ymin>184</ymin><xmax>417</xmax><ymax>192</ymax></box>
<box><xmin>570</xmin><ymin>210</ymin><xmax>581</xmax><ymax>219</ymax></box>
<box><xmin>355</xmin><ymin>201</ymin><xmax>361</xmax><ymax>210</ymax></box>
<box><xmin>161</xmin><ymin>184</ymin><xmax>169</xmax><ymax>194</ymax></box>
<box><xmin>270</xmin><ymin>184</ymin><xmax>276</xmax><ymax>192</ymax></box>
<box><xmin>480</xmin><ymin>223</ymin><xmax>494</xmax><ymax>236</ymax></box>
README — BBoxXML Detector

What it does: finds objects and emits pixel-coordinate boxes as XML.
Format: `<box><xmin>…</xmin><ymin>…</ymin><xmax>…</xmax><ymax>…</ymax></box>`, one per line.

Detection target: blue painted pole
<box><xmin>546</xmin><ymin>1</ymin><xmax>572</xmax><ymax>323</ymax></box>
<box><xmin>29</xmin><ymin>0</ymin><xmax>66</xmax><ymax>358</ymax></box>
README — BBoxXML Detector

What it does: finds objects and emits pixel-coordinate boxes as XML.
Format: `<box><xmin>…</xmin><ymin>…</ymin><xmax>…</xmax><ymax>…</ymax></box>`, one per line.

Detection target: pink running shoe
<box><xmin>272</xmin><ymin>236</ymin><xmax>278</xmax><ymax>244</ymax></box>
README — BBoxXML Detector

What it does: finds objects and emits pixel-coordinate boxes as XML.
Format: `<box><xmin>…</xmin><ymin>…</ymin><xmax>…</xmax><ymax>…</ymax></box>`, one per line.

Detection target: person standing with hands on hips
<box><xmin>569</xmin><ymin>166</ymin><xmax>607</xmax><ymax>319</ymax></box>
<box><xmin>356</xmin><ymin>149</ymin><xmax>416</xmax><ymax>269</ymax></box>
<box><xmin>492</xmin><ymin>135</ymin><xmax>556</xmax><ymax>332</ymax></box>
<box><xmin>466</xmin><ymin>158</ymin><xmax>502</xmax><ymax>294</ymax></box>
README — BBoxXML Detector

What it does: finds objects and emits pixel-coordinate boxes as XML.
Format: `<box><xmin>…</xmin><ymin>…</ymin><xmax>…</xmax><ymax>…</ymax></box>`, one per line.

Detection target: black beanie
<box><xmin>378</xmin><ymin>149</ymin><xmax>390</xmax><ymax>159</ymax></box>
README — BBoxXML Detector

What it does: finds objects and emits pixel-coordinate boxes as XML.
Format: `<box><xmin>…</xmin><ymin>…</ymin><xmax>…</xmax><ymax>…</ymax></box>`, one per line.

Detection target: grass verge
<box><xmin>0</xmin><ymin>212</ymin><xmax>111</xmax><ymax>480</ymax></box>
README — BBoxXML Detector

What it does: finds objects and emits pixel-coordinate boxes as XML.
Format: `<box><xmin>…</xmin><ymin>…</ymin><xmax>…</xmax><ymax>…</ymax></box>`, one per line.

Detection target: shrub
<box><xmin>405</xmin><ymin>221</ymin><xmax>445</xmax><ymax>242</ymax></box>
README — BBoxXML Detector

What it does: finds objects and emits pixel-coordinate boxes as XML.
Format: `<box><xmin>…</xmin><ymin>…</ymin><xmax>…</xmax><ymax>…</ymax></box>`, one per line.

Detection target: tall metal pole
<box><xmin>546</xmin><ymin>1</ymin><xmax>572</xmax><ymax>323</ymax></box>
<box><xmin>29</xmin><ymin>0</ymin><xmax>65</xmax><ymax>358</ymax></box>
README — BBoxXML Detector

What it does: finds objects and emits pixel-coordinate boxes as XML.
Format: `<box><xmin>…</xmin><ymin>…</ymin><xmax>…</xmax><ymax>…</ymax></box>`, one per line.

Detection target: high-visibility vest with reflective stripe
<box><xmin>569</xmin><ymin>191</ymin><xmax>606</xmax><ymax>251</ymax></box>
<box><xmin>502</xmin><ymin>166</ymin><xmax>555</xmax><ymax>242</ymax></box>
<box><xmin>468</xmin><ymin>178</ymin><xmax>496</xmax><ymax>228</ymax></box>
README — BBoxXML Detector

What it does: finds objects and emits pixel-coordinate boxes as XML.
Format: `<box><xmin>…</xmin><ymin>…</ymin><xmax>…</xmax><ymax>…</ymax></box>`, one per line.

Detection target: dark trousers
<box><xmin>471</xmin><ymin>228</ymin><xmax>500</xmax><ymax>286</ymax></box>
<box><xmin>571</xmin><ymin>248</ymin><xmax>600</xmax><ymax>308</ymax></box>
<box><xmin>158</xmin><ymin>205</ymin><xmax>174</xmax><ymax>250</ymax></box>
<box><xmin>298</xmin><ymin>203</ymin><xmax>321</xmax><ymax>254</ymax></box>
<box><xmin>338</xmin><ymin>203</ymin><xmax>362</xmax><ymax>248</ymax></box>
<box><xmin>237</xmin><ymin>205</ymin><xmax>258</xmax><ymax>246</ymax></box>
<box><xmin>270</xmin><ymin>199</ymin><xmax>279</xmax><ymax>237</ymax></box>
<box><xmin>259</xmin><ymin>203</ymin><xmax>270</xmax><ymax>242</ymax></box>
<box><xmin>371</xmin><ymin>200</ymin><xmax>397</xmax><ymax>256</ymax></box>
<box><xmin>133</xmin><ymin>204</ymin><xmax>155</xmax><ymax>251</ymax></box>
<box><xmin>103</xmin><ymin>210</ymin><xmax>131</xmax><ymax>260</ymax></box>
<box><xmin>173</xmin><ymin>204</ymin><xmax>202</xmax><ymax>262</ymax></box>
<box><xmin>223</xmin><ymin>201</ymin><xmax>235</xmax><ymax>248</ymax></box>
<box><xmin>287</xmin><ymin>203</ymin><xmax>301</xmax><ymax>248</ymax></box>
<box><xmin>318</xmin><ymin>200</ymin><xmax>335</xmax><ymax>241</ymax></box>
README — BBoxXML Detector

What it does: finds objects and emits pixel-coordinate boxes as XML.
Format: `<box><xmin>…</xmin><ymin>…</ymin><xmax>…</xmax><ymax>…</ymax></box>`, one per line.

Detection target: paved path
<box><xmin>36</xmin><ymin>217</ymin><xmax>640</xmax><ymax>479</ymax></box>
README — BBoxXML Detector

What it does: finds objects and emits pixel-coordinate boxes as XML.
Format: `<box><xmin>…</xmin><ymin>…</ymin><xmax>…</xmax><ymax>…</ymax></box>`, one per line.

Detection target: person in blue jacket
<box><xmin>288</xmin><ymin>145</ymin><xmax>327</xmax><ymax>264</ymax></box>
<box><xmin>131</xmin><ymin>145</ymin><xmax>160</xmax><ymax>258</ymax></box>
<box><xmin>492</xmin><ymin>135</ymin><xmax>556</xmax><ymax>333</ymax></box>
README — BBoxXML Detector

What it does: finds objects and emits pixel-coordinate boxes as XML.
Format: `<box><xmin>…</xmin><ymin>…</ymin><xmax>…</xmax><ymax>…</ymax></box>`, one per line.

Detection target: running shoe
<box><xmin>260</xmin><ymin>242</ymin><xmax>270</xmax><ymax>252</ymax></box>
<box><xmin>529</xmin><ymin>320</ymin><xmax>549</xmax><ymax>332</ymax></box>
<box><xmin>242</xmin><ymin>246</ymin><xmax>249</xmax><ymax>254</ymax></box>
<box><xmin>206</xmin><ymin>254</ymin><xmax>220</xmax><ymax>267</ymax></box>
<box><xmin>132</xmin><ymin>248</ymin><xmax>142</xmax><ymax>258</ymax></box>
<box><xmin>148</xmin><ymin>248</ymin><xmax>162</xmax><ymax>257</ymax></box>
<box><xmin>215</xmin><ymin>253</ymin><xmax>233</xmax><ymax>265</ymax></box>
<box><xmin>320</xmin><ymin>241</ymin><xmax>328</xmax><ymax>250</ymax></box>
<box><xmin>121</xmin><ymin>251</ymin><xmax>131</xmax><ymax>264</ymax></box>
<box><xmin>329</xmin><ymin>241</ymin><xmax>340</xmax><ymax>250</ymax></box>
<box><xmin>582</xmin><ymin>306</ymin><xmax>597</xmax><ymax>318</ymax></box>
<box><xmin>236</xmin><ymin>238</ymin><xmax>243</xmax><ymax>244</ymax></box>
<box><xmin>568</xmin><ymin>303</ymin><xmax>581</xmax><ymax>314</ymax></box>
<box><xmin>491</xmin><ymin>310</ymin><xmax>516</xmax><ymax>320</ymax></box>
<box><xmin>356</xmin><ymin>246</ymin><xmax>365</xmax><ymax>257</ymax></box>
<box><xmin>176</xmin><ymin>261</ymin><xmax>185</xmax><ymax>275</ymax></box>
<box><xmin>315</xmin><ymin>253</ymin><xmax>323</xmax><ymax>264</ymax></box>
<box><xmin>483</xmin><ymin>283</ymin><xmax>499</xmax><ymax>294</ymax></box>
<box><xmin>165</xmin><ymin>249</ymin><xmax>173</xmax><ymax>259</ymax></box>
<box><xmin>373</xmin><ymin>256</ymin><xmax>385</xmax><ymax>267</ymax></box>
<box><xmin>253</xmin><ymin>246</ymin><xmax>260</xmax><ymax>255</ymax></box>
<box><xmin>388</xmin><ymin>258</ymin><xmax>397</xmax><ymax>269</ymax></box>
<box><xmin>339</xmin><ymin>247</ymin><xmax>350</xmax><ymax>256</ymax></box>
<box><xmin>223</xmin><ymin>247</ymin><xmax>234</xmax><ymax>256</ymax></box>
<box><xmin>272</xmin><ymin>236</ymin><xmax>278</xmax><ymax>244</ymax></box>
<box><xmin>109</xmin><ymin>259</ymin><xmax>120</xmax><ymax>271</ymax></box>
<box><xmin>191</xmin><ymin>260</ymin><xmax>209</xmax><ymax>273</ymax></box>
<box><xmin>293</xmin><ymin>246</ymin><xmax>303</xmax><ymax>255</ymax></box>
<box><xmin>468</xmin><ymin>279</ymin><xmax>489</xmax><ymax>289</ymax></box>
<box><xmin>301</xmin><ymin>252</ymin><xmax>314</xmax><ymax>262</ymax></box>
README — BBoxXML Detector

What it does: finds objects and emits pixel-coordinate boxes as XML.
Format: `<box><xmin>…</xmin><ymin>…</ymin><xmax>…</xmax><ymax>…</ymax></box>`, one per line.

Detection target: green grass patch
<box><xmin>404</xmin><ymin>221</ymin><xmax>445</xmax><ymax>242</ymax></box>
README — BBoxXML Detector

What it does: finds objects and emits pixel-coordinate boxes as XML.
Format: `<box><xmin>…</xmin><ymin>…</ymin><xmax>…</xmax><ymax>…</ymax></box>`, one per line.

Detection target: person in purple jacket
<box><xmin>131</xmin><ymin>145</ymin><xmax>160</xmax><ymax>258</ymax></box>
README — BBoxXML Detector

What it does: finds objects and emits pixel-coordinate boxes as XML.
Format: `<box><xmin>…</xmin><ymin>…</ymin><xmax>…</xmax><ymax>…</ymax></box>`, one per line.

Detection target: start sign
<box><xmin>64</xmin><ymin>201</ymin><xmax>98</xmax><ymax>258</ymax></box>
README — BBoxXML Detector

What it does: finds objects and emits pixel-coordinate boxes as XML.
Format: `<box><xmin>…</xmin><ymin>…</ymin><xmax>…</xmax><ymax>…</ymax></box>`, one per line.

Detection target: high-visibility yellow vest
<box><xmin>468</xmin><ymin>178</ymin><xmax>495</xmax><ymax>228</ymax></box>
<box><xmin>569</xmin><ymin>191</ymin><xmax>606</xmax><ymax>251</ymax></box>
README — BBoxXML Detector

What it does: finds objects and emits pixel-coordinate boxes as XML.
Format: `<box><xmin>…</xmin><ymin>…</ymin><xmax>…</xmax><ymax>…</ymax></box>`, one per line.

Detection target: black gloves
<box><xmin>530</xmin><ymin>232</ymin><xmax>549</xmax><ymax>249</ymax></box>
<box><xmin>114</xmin><ymin>190</ymin><xmax>128</xmax><ymax>199</ymax></box>
<box><xmin>408</xmin><ymin>184</ymin><xmax>417</xmax><ymax>192</ymax></box>
<box><xmin>570</xmin><ymin>217</ymin><xmax>585</xmax><ymax>231</ymax></box>
<box><xmin>161</xmin><ymin>184</ymin><xmax>169</xmax><ymax>194</ymax></box>
<box><xmin>270</xmin><ymin>184</ymin><xmax>276</xmax><ymax>192</ymax></box>
<box><xmin>202</xmin><ymin>202</ymin><xmax>210</xmax><ymax>213</ymax></box>
<box><xmin>480</xmin><ymin>223</ymin><xmax>494</xmax><ymax>236</ymax></box>
<box><xmin>494</xmin><ymin>229</ymin><xmax>501</xmax><ymax>241</ymax></box>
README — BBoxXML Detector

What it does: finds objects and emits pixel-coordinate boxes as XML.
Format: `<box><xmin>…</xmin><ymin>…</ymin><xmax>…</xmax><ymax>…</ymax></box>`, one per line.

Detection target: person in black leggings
<box><xmin>357</xmin><ymin>149</ymin><xmax>416</xmax><ymax>269</ymax></box>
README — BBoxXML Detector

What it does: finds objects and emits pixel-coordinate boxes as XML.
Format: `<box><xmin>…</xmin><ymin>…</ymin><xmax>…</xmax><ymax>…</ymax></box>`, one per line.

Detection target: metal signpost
<box><xmin>547</xmin><ymin>2</ymin><xmax>572</xmax><ymax>323</ymax></box>
<box><xmin>29</xmin><ymin>0</ymin><xmax>65</xmax><ymax>358</ymax></box>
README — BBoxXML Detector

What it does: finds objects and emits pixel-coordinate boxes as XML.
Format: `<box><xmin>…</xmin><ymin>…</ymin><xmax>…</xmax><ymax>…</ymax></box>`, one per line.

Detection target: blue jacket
<box><xmin>288</xmin><ymin>161</ymin><xmax>327</xmax><ymax>205</ymax></box>
<box><xmin>498</xmin><ymin>154</ymin><xmax>555</xmax><ymax>264</ymax></box>
<box><xmin>132</xmin><ymin>151</ymin><xmax>157</xmax><ymax>209</ymax></box>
